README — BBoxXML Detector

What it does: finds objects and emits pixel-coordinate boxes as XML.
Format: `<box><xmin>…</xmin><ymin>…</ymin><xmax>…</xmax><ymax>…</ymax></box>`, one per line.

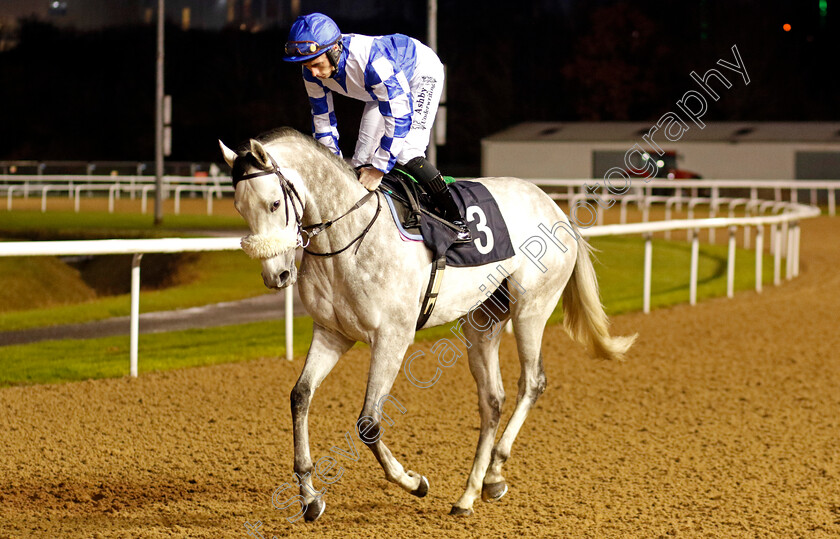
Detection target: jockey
<box><xmin>283</xmin><ymin>12</ymin><xmax>470</xmax><ymax>242</ymax></box>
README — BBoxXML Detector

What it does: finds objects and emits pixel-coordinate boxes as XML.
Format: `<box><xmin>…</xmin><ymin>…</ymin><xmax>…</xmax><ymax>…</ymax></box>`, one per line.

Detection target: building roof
<box><xmin>483</xmin><ymin>122</ymin><xmax>840</xmax><ymax>144</ymax></box>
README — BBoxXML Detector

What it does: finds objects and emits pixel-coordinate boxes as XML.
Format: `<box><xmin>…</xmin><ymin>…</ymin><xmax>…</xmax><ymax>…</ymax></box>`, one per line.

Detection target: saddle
<box><xmin>379</xmin><ymin>167</ymin><xmax>460</xmax><ymax>239</ymax></box>
<box><xmin>378</xmin><ymin>167</ymin><xmax>515</xmax><ymax>330</ymax></box>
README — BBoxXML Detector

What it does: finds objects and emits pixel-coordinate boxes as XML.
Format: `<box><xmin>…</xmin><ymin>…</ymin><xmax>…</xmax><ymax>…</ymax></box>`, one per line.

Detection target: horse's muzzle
<box><xmin>263</xmin><ymin>264</ymin><xmax>297</xmax><ymax>289</ymax></box>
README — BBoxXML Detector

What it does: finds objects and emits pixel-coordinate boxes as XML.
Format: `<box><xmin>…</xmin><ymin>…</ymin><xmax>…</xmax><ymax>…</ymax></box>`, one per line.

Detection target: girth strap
<box><xmin>416</xmin><ymin>256</ymin><xmax>447</xmax><ymax>330</ymax></box>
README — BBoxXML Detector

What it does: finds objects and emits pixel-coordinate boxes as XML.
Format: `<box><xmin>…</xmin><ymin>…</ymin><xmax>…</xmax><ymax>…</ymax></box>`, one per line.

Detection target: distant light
<box><xmin>783</xmin><ymin>23</ymin><xmax>792</xmax><ymax>32</ymax></box>
<box><xmin>49</xmin><ymin>0</ymin><xmax>67</xmax><ymax>13</ymax></box>
<box><xmin>642</xmin><ymin>153</ymin><xmax>650</xmax><ymax>161</ymax></box>
<box><xmin>667</xmin><ymin>172</ymin><xmax>675</xmax><ymax>179</ymax></box>
<box><xmin>656</xmin><ymin>160</ymin><xmax>665</xmax><ymax>168</ymax></box>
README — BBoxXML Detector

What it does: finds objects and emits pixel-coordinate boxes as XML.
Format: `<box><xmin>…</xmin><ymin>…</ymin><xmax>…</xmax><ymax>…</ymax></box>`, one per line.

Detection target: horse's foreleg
<box><xmin>358</xmin><ymin>334</ymin><xmax>428</xmax><ymax>496</ymax></box>
<box><xmin>483</xmin><ymin>309</ymin><xmax>550</xmax><ymax>501</ymax></box>
<box><xmin>450</xmin><ymin>314</ymin><xmax>507</xmax><ymax>516</ymax></box>
<box><xmin>290</xmin><ymin>324</ymin><xmax>355</xmax><ymax>522</ymax></box>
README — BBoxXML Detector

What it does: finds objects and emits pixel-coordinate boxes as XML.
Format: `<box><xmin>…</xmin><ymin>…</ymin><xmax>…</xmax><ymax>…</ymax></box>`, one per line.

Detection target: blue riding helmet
<box><xmin>283</xmin><ymin>13</ymin><xmax>342</xmax><ymax>63</ymax></box>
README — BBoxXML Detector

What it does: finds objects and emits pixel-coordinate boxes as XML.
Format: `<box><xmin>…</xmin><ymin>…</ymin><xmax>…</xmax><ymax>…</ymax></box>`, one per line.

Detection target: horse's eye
<box><xmin>271</xmin><ymin>200</ymin><xmax>281</xmax><ymax>212</ymax></box>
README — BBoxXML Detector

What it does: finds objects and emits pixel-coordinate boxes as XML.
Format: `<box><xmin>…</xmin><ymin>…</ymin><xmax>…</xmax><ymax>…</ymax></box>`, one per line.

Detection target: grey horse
<box><xmin>220</xmin><ymin>127</ymin><xmax>635</xmax><ymax>520</ymax></box>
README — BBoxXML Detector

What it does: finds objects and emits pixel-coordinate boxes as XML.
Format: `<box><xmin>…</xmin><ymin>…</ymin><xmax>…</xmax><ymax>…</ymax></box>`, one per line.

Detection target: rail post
<box><xmin>755</xmin><ymin>225</ymin><xmax>764</xmax><ymax>293</ymax></box>
<box><xmin>643</xmin><ymin>233</ymin><xmax>652</xmax><ymax>314</ymax></box>
<box><xmin>130</xmin><ymin>253</ymin><xmax>143</xmax><ymax>377</ymax></box>
<box><xmin>773</xmin><ymin>224</ymin><xmax>782</xmax><ymax>286</ymax></box>
<box><xmin>690</xmin><ymin>228</ymin><xmax>699</xmax><ymax>305</ymax></box>
<box><xmin>285</xmin><ymin>286</ymin><xmax>294</xmax><ymax>361</ymax></box>
<box><xmin>727</xmin><ymin>226</ymin><xmax>736</xmax><ymax>298</ymax></box>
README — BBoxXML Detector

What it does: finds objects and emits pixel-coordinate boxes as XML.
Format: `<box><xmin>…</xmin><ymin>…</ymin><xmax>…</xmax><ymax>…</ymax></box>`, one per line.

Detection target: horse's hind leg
<box><xmin>359</xmin><ymin>331</ymin><xmax>429</xmax><ymax>496</ymax></box>
<box><xmin>290</xmin><ymin>324</ymin><xmax>355</xmax><ymax>522</ymax></box>
<box><xmin>450</xmin><ymin>302</ymin><xmax>509</xmax><ymax>516</ymax></box>
<box><xmin>482</xmin><ymin>298</ymin><xmax>555</xmax><ymax>503</ymax></box>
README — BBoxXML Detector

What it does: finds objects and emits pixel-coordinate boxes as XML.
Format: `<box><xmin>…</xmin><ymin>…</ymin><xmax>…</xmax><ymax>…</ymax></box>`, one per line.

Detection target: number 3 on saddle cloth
<box><xmin>379</xmin><ymin>172</ymin><xmax>515</xmax><ymax>329</ymax></box>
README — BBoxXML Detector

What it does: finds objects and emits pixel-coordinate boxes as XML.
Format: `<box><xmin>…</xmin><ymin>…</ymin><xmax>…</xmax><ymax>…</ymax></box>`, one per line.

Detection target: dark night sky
<box><xmin>0</xmin><ymin>0</ymin><xmax>837</xmax><ymax>170</ymax></box>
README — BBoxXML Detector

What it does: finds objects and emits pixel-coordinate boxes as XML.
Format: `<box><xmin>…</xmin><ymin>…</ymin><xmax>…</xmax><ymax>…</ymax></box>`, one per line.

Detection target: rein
<box><xmin>237</xmin><ymin>152</ymin><xmax>380</xmax><ymax>258</ymax></box>
<box><xmin>301</xmin><ymin>190</ymin><xmax>381</xmax><ymax>257</ymax></box>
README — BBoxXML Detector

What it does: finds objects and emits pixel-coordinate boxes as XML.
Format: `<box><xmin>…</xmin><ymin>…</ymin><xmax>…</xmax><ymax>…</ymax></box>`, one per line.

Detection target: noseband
<box><xmin>234</xmin><ymin>150</ymin><xmax>381</xmax><ymax>259</ymax></box>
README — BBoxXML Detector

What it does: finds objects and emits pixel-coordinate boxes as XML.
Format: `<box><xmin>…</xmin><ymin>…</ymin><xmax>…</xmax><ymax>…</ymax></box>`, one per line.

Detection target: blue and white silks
<box><xmin>302</xmin><ymin>33</ymin><xmax>444</xmax><ymax>174</ymax></box>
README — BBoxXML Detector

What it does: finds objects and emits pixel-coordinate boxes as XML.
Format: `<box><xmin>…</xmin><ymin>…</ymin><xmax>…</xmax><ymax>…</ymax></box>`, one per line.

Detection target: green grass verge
<box><xmin>0</xmin><ymin>209</ymin><xmax>259</xmax><ymax>330</ymax></box>
<box><xmin>0</xmin><ymin>251</ymin><xmax>268</xmax><ymax>331</ymax></box>
<box><xmin>0</xmin><ymin>209</ymin><xmax>246</xmax><ymax>239</ymax></box>
<box><xmin>587</xmin><ymin>235</ymin><xmax>771</xmax><ymax>316</ymax></box>
<box><xmin>415</xmin><ymin>235</ymin><xmax>774</xmax><ymax>339</ymax></box>
<box><xmin>0</xmin><ymin>319</ymin><xmax>313</xmax><ymax>386</ymax></box>
<box><xmin>0</xmin><ymin>232</ymin><xmax>775</xmax><ymax>387</ymax></box>
<box><xmin>0</xmin><ymin>256</ymin><xmax>98</xmax><ymax>311</ymax></box>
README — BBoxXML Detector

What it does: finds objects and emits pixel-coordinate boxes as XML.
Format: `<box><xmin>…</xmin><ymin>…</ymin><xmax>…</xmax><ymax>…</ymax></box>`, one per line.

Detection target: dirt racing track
<box><xmin>1</xmin><ymin>217</ymin><xmax>839</xmax><ymax>538</ymax></box>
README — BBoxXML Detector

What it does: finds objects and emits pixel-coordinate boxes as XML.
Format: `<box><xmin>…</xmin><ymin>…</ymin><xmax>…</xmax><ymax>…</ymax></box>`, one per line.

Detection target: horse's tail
<box><xmin>562</xmin><ymin>236</ymin><xmax>637</xmax><ymax>361</ymax></box>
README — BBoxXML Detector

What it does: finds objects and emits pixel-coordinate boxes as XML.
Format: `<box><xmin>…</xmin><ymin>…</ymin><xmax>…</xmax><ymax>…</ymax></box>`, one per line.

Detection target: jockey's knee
<box><xmin>403</xmin><ymin>156</ymin><xmax>444</xmax><ymax>190</ymax></box>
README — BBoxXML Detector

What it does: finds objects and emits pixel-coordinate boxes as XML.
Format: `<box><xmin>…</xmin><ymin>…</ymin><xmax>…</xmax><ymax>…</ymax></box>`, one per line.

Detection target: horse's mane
<box><xmin>248</xmin><ymin>127</ymin><xmax>356</xmax><ymax>177</ymax></box>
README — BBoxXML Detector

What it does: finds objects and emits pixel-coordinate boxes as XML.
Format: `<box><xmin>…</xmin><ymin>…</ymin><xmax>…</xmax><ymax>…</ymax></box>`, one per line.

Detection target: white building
<box><xmin>481</xmin><ymin>122</ymin><xmax>840</xmax><ymax>181</ymax></box>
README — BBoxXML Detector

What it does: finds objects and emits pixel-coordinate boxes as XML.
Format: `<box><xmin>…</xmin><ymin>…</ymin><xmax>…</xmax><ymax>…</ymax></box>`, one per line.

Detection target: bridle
<box><xmin>235</xmin><ymin>151</ymin><xmax>381</xmax><ymax>258</ymax></box>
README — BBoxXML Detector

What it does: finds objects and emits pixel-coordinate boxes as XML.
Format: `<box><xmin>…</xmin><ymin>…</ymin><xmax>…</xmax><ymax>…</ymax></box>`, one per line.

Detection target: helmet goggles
<box><xmin>284</xmin><ymin>40</ymin><xmax>333</xmax><ymax>58</ymax></box>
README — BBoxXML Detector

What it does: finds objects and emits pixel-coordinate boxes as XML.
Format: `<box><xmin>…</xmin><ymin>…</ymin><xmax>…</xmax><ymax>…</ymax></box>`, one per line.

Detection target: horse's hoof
<box><xmin>449</xmin><ymin>506</ymin><xmax>473</xmax><ymax>517</ymax></box>
<box><xmin>303</xmin><ymin>498</ymin><xmax>326</xmax><ymax>522</ymax></box>
<box><xmin>410</xmin><ymin>475</ymin><xmax>429</xmax><ymax>498</ymax></box>
<box><xmin>481</xmin><ymin>481</ymin><xmax>508</xmax><ymax>503</ymax></box>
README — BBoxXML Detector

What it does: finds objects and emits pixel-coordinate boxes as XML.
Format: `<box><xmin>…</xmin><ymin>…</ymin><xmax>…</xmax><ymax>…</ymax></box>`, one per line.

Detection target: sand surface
<box><xmin>1</xmin><ymin>217</ymin><xmax>839</xmax><ymax>538</ymax></box>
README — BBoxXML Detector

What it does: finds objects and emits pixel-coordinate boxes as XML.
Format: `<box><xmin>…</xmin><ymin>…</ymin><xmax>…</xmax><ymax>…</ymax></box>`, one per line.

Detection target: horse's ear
<box><xmin>249</xmin><ymin>139</ymin><xmax>271</xmax><ymax>168</ymax></box>
<box><xmin>219</xmin><ymin>140</ymin><xmax>238</xmax><ymax>168</ymax></box>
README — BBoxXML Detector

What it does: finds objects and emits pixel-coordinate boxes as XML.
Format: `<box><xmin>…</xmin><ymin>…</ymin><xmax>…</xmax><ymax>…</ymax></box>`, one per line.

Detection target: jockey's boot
<box><xmin>404</xmin><ymin>157</ymin><xmax>471</xmax><ymax>242</ymax></box>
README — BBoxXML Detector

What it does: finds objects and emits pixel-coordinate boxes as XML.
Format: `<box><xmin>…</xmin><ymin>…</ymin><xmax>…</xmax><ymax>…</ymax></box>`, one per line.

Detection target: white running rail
<box><xmin>0</xmin><ymin>237</ymin><xmax>295</xmax><ymax>375</ymax></box>
<box><xmin>0</xmin><ymin>179</ymin><xmax>829</xmax><ymax>376</ymax></box>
